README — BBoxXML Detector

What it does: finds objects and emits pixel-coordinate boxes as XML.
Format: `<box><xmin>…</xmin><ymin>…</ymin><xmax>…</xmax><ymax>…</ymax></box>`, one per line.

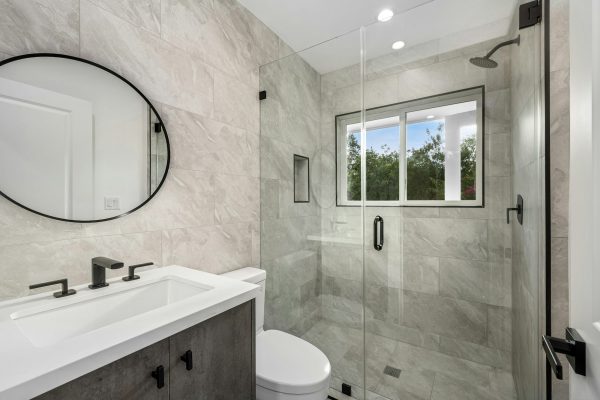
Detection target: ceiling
<box><xmin>239</xmin><ymin>0</ymin><xmax>518</xmax><ymax>73</ymax></box>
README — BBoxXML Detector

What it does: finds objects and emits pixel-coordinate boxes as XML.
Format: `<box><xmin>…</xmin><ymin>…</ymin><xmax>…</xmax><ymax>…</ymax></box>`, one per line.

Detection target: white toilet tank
<box><xmin>222</xmin><ymin>267</ymin><xmax>266</xmax><ymax>333</ymax></box>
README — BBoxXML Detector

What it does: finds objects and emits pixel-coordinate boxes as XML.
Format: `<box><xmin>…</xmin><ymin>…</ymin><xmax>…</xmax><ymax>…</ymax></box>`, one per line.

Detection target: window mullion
<box><xmin>399</xmin><ymin>113</ymin><xmax>407</xmax><ymax>206</ymax></box>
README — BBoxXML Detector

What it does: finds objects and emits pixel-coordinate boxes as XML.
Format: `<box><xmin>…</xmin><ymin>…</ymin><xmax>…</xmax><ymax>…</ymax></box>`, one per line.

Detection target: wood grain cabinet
<box><xmin>36</xmin><ymin>301</ymin><xmax>255</xmax><ymax>400</ymax></box>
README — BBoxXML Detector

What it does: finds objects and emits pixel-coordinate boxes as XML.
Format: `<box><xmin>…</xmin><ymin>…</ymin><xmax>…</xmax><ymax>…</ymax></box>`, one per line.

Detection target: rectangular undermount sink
<box><xmin>0</xmin><ymin>265</ymin><xmax>259</xmax><ymax>400</ymax></box>
<box><xmin>11</xmin><ymin>275</ymin><xmax>212</xmax><ymax>347</ymax></box>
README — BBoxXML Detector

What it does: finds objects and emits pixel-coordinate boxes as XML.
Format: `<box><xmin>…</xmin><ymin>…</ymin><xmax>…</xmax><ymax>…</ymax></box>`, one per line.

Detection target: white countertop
<box><xmin>0</xmin><ymin>265</ymin><xmax>259</xmax><ymax>400</ymax></box>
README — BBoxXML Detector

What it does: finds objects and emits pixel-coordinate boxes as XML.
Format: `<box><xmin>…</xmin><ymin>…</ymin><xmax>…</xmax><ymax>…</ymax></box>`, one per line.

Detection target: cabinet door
<box><xmin>169</xmin><ymin>301</ymin><xmax>255</xmax><ymax>400</ymax></box>
<box><xmin>35</xmin><ymin>339</ymin><xmax>169</xmax><ymax>400</ymax></box>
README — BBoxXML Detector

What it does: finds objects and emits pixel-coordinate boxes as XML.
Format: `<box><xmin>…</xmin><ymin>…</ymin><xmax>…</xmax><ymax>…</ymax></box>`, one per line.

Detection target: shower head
<box><xmin>469</xmin><ymin>57</ymin><xmax>498</xmax><ymax>69</ymax></box>
<box><xmin>469</xmin><ymin>35</ymin><xmax>520</xmax><ymax>69</ymax></box>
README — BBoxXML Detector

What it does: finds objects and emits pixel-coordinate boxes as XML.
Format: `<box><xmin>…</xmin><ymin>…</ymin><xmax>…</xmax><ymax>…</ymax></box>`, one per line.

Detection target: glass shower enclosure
<box><xmin>259</xmin><ymin>2</ymin><xmax>545</xmax><ymax>398</ymax></box>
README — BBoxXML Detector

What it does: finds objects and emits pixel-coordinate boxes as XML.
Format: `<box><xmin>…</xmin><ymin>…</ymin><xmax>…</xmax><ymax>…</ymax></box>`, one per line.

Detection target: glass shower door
<box><xmin>259</xmin><ymin>2</ymin><xmax>545</xmax><ymax>398</ymax></box>
<box><xmin>259</xmin><ymin>28</ymin><xmax>367</xmax><ymax>398</ymax></box>
<box><xmin>361</xmin><ymin>2</ymin><xmax>545</xmax><ymax>400</ymax></box>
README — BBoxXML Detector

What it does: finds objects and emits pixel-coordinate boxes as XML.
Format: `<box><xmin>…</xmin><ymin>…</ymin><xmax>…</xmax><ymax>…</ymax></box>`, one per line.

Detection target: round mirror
<box><xmin>0</xmin><ymin>54</ymin><xmax>169</xmax><ymax>222</ymax></box>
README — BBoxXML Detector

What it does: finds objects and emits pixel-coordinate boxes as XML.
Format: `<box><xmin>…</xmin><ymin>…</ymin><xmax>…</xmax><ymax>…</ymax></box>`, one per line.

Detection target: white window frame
<box><xmin>336</xmin><ymin>87</ymin><xmax>484</xmax><ymax>207</ymax></box>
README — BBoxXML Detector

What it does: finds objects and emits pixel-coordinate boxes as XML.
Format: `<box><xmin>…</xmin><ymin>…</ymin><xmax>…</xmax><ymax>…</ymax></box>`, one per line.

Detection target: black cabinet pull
<box><xmin>374</xmin><ymin>216</ymin><xmax>384</xmax><ymax>251</ymax></box>
<box><xmin>151</xmin><ymin>365</ymin><xmax>165</xmax><ymax>389</ymax></box>
<box><xmin>180</xmin><ymin>350</ymin><xmax>193</xmax><ymax>371</ymax></box>
<box><xmin>542</xmin><ymin>327</ymin><xmax>586</xmax><ymax>380</ymax></box>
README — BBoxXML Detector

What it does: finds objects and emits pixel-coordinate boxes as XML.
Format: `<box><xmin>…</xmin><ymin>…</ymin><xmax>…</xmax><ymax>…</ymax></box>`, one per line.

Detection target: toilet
<box><xmin>222</xmin><ymin>267</ymin><xmax>331</xmax><ymax>400</ymax></box>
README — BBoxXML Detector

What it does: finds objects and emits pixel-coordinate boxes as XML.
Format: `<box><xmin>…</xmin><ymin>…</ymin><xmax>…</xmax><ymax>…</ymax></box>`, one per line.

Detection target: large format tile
<box><xmin>486</xmin><ymin>89</ymin><xmax>511</xmax><ymax>136</ymax></box>
<box><xmin>82</xmin><ymin>169</ymin><xmax>215</xmax><ymax>236</ymax></box>
<box><xmin>161</xmin><ymin>223</ymin><xmax>254</xmax><ymax>274</ymax></box>
<box><xmin>403</xmin><ymin>290</ymin><xmax>488</xmax><ymax>345</ymax></box>
<box><xmin>440</xmin><ymin>258</ymin><xmax>491</xmax><ymax>304</ymax></box>
<box><xmin>439</xmin><ymin>336</ymin><xmax>511</xmax><ymax>370</ymax></box>
<box><xmin>488</xmin><ymin>306</ymin><xmax>512</xmax><ymax>352</ymax></box>
<box><xmin>80</xmin><ymin>0</ymin><xmax>214</xmax><ymax>117</ymax></box>
<box><xmin>366</xmin><ymin>320</ymin><xmax>441</xmax><ymax>352</ymax></box>
<box><xmin>214</xmin><ymin>174</ymin><xmax>259</xmax><ymax>224</ymax></box>
<box><xmin>402</xmin><ymin>254</ymin><xmax>439</xmax><ymax>295</ymax></box>
<box><xmin>396</xmin><ymin>56</ymin><xmax>485</xmax><ymax>102</ymax></box>
<box><xmin>551</xmin><ymin>238</ymin><xmax>569</xmax><ymax>336</ymax></box>
<box><xmin>487</xmin><ymin>134</ymin><xmax>511</xmax><ymax>177</ymax></box>
<box><xmin>161</xmin><ymin>0</ymin><xmax>259</xmax><ymax>83</ymax></box>
<box><xmin>550</xmin><ymin>69</ymin><xmax>570</xmax><ymax>238</ymax></box>
<box><xmin>212</xmin><ymin>0</ymin><xmax>279</xmax><ymax>67</ymax></box>
<box><xmin>549</xmin><ymin>0</ymin><xmax>570</xmax><ymax>73</ymax></box>
<box><xmin>87</xmin><ymin>0</ymin><xmax>161</xmax><ymax>34</ymax></box>
<box><xmin>390</xmin><ymin>340</ymin><xmax>493</xmax><ymax>389</ymax></box>
<box><xmin>489</xmin><ymin>368</ymin><xmax>517</xmax><ymax>400</ymax></box>
<box><xmin>213</xmin><ymin>70</ymin><xmax>260</xmax><ymax>132</ymax></box>
<box><xmin>404</xmin><ymin>218</ymin><xmax>488</xmax><ymax>261</ymax></box>
<box><xmin>431</xmin><ymin>374</ymin><xmax>498</xmax><ymax>400</ymax></box>
<box><xmin>162</xmin><ymin>104</ymin><xmax>259</xmax><ymax>177</ymax></box>
<box><xmin>261</xmin><ymin>216</ymin><xmax>319</xmax><ymax>262</ymax></box>
<box><xmin>0</xmin><ymin>0</ymin><xmax>79</xmax><ymax>56</ymax></box>
<box><xmin>365</xmin><ymin>250</ymin><xmax>402</xmax><ymax>289</ymax></box>
<box><xmin>0</xmin><ymin>231</ymin><xmax>162</xmax><ymax>300</ymax></box>
<box><xmin>0</xmin><ymin>198</ymin><xmax>84</xmax><ymax>247</ymax></box>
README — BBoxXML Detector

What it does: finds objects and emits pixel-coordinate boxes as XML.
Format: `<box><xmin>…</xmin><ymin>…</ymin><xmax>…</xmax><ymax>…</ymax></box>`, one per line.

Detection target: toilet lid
<box><xmin>256</xmin><ymin>330</ymin><xmax>331</xmax><ymax>395</ymax></box>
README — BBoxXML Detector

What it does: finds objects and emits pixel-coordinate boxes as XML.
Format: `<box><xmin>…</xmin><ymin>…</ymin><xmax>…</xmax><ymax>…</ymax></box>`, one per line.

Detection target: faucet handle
<box><xmin>30</xmin><ymin>278</ymin><xmax>76</xmax><ymax>298</ymax></box>
<box><xmin>122</xmin><ymin>262</ymin><xmax>154</xmax><ymax>282</ymax></box>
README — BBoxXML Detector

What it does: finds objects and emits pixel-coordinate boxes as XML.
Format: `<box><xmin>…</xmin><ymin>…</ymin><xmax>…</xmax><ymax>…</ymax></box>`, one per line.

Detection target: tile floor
<box><xmin>302</xmin><ymin>320</ymin><xmax>516</xmax><ymax>400</ymax></box>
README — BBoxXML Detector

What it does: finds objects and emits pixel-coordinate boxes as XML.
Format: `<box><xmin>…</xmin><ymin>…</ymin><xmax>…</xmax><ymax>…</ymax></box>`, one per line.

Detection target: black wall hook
<box><xmin>507</xmin><ymin>194</ymin><xmax>524</xmax><ymax>225</ymax></box>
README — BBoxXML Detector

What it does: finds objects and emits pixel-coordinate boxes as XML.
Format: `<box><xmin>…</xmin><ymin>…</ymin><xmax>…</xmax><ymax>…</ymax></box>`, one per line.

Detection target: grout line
<box><xmin>429</xmin><ymin>373</ymin><xmax>437</xmax><ymax>400</ymax></box>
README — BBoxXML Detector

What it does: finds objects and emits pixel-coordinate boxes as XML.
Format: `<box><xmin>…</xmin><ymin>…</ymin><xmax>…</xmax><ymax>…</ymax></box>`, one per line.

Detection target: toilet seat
<box><xmin>256</xmin><ymin>330</ymin><xmax>331</xmax><ymax>395</ymax></box>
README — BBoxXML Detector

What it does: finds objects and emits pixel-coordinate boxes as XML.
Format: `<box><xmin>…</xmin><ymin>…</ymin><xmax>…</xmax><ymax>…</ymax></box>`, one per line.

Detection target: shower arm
<box><xmin>484</xmin><ymin>36</ymin><xmax>520</xmax><ymax>59</ymax></box>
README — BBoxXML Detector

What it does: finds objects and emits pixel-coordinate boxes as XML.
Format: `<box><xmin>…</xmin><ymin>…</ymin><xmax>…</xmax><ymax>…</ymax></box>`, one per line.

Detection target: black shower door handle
<box><xmin>374</xmin><ymin>216</ymin><xmax>384</xmax><ymax>251</ymax></box>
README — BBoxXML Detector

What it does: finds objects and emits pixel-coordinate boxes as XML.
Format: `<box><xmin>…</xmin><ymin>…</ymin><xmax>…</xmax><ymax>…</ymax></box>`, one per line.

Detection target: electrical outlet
<box><xmin>104</xmin><ymin>197</ymin><xmax>120</xmax><ymax>211</ymax></box>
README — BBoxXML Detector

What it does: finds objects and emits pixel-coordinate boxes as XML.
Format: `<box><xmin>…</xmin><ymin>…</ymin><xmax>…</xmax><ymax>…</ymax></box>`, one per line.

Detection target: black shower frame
<box><xmin>543</xmin><ymin>0</ymin><xmax>554</xmax><ymax>398</ymax></box>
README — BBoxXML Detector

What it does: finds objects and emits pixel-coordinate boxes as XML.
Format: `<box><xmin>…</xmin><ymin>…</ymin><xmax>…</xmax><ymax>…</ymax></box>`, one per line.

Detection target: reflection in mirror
<box><xmin>0</xmin><ymin>55</ymin><xmax>169</xmax><ymax>222</ymax></box>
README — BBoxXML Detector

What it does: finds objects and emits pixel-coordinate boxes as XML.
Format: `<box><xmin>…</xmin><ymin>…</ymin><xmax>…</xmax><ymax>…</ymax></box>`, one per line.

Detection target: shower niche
<box><xmin>293</xmin><ymin>154</ymin><xmax>310</xmax><ymax>203</ymax></box>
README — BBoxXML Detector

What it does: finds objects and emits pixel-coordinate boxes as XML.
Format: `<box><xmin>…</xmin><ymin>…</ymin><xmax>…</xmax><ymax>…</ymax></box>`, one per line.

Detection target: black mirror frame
<box><xmin>0</xmin><ymin>53</ymin><xmax>170</xmax><ymax>223</ymax></box>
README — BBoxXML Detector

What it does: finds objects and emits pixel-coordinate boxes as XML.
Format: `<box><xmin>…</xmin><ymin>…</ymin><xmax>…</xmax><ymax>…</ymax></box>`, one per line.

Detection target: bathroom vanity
<box><xmin>0</xmin><ymin>266</ymin><xmax>258</xmax><ymax>400</ymax></box>
<box><xmin>36</xmin><ymin>302</ymin><xmax>254</xmax><ymax>400</ymax></box>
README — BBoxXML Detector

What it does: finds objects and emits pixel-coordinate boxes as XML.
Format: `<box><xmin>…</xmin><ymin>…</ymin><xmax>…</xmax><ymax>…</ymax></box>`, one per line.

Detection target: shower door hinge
<box><xmin>519</xmin><ymin>1</ymin><xmax>542</xmax><ymax>30</ymax></box>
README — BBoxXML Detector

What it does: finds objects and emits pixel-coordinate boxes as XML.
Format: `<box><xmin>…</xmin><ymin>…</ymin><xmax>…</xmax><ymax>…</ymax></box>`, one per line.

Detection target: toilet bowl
<box><xmin>222</xmin><ymin>268</ymin><xmax>331</xmax><ymax>400</ymax></box>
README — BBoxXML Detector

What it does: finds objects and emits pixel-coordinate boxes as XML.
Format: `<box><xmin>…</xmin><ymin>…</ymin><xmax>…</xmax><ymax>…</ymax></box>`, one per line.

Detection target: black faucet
<box><xmin>89</xmin><ymin>257</ymin><xmax>124</xmax><ymax>289</ymax></box>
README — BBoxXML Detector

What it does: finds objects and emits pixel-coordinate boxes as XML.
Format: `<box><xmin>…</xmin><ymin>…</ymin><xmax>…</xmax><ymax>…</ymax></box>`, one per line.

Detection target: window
<box><xmin>336</xmin><ymin>87</ymin><xmax>483</xmax><ymax>207</ymax></box>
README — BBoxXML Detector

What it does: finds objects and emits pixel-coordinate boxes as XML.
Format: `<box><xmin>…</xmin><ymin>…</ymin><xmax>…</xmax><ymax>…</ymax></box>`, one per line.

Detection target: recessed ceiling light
<box><xmin>378</xmin><ymin>9</ymin><xmax>394</xmax><ymax>22</ymax></box>
<box><xmin>392</xmin><ymin>40</ymin><xmax>405</xmax><ymax>50</ymax></box>
<box><xmin>427</xmin><ymin>115</ymin><xmax>435</xmax><ymax>119</ymax></box>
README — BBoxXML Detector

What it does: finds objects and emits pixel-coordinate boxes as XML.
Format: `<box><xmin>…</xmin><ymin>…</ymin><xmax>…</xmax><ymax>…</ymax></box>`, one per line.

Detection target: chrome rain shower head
<box><xmin>469</xmin><ymin>35</ymin><xmax>520</xmax><ymax>69</ymax></box>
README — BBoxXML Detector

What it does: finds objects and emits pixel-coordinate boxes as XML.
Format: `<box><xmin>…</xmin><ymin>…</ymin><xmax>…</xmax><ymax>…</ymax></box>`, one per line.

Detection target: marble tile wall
<box><xmin>0</xmin><ymin>0</ymin><xmax>282</xmax><ymax>300</ymax></box>
<box><xmin>317</xmin><ymin>37</ymin><xmax>515</xmax><ymax>396</ymax></box>
<box><xmin>549</xmin><ymin>0</ymin><xmax>570</xmax><ymax>398</ymax></box>
<box><xmin>259</xmin><ymin>52</ymin><xmax>323</xmax><ymax>336</ymax></box>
